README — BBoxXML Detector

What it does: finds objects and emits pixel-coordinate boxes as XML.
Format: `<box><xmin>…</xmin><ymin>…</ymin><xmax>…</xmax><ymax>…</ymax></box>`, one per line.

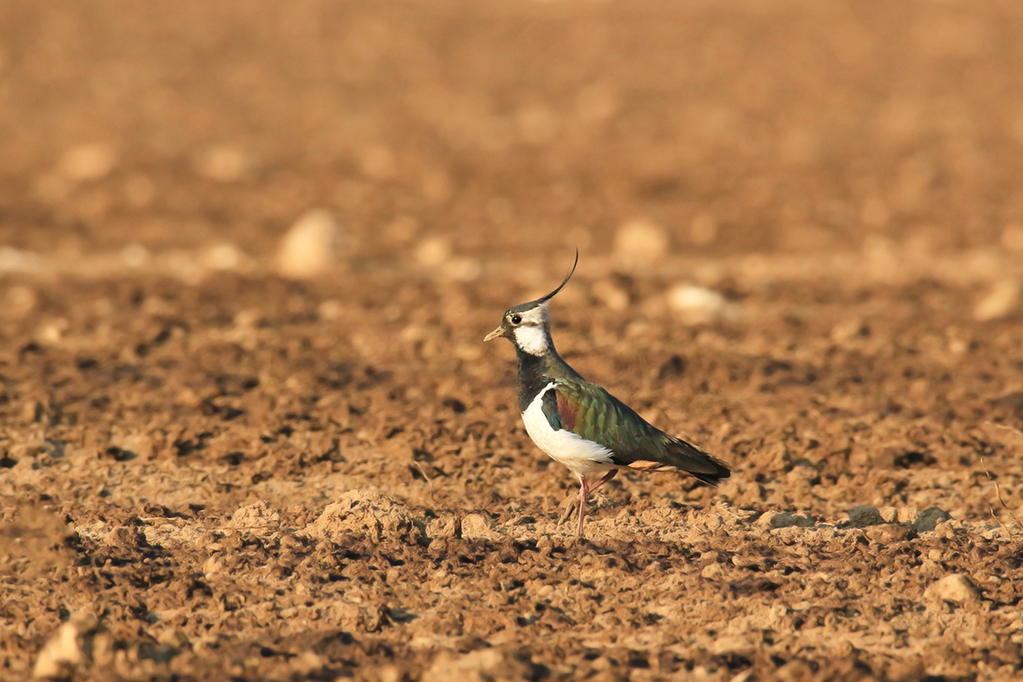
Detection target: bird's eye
<box><xmin>510</xmin><ymin>315</ymin><xmax>522</xmax><ymax>325</ymax></box>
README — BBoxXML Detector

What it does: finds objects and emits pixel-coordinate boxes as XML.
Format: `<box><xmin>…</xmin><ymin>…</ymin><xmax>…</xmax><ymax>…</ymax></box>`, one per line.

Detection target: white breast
<box><xmin>521</xmin><ymin>382</ymin><xmax>616</xmax><ymax>481</ymax></box>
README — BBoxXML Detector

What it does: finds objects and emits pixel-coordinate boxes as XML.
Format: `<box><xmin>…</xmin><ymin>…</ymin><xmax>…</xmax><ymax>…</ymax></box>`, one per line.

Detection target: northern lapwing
<box><xmin>484</xmin><ymin>252</ymin><xmax>731</xmax><ymax>537</ymax></box>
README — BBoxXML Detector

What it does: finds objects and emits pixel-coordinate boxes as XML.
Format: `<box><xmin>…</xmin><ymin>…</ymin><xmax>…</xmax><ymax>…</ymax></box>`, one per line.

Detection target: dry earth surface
<box><xmin>2</xmin><ymin>1</ymin><xmax>1023</xmax><ymax>681</ymax></box>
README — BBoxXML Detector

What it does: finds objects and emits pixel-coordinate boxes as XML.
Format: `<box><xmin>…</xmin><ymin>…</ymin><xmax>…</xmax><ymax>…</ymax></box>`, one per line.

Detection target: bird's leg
<box><xmin>586</xmin><ymin>469</ymin><xmax>618</xmax><ymax>494</ymax></box>
<box><xmin>576</xmin><ymin>470</ymin><xmax>618</xmax><ymax>538</ymax></box>
<box><xmin>576</xmin><ymin>477</ymin><xmax>589</xmax><ymax>538</ymax></box>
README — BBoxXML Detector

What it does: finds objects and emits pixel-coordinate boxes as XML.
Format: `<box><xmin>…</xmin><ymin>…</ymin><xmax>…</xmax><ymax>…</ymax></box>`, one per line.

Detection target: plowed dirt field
<box><xmin>2</xmin><ymin>2</ymin><xmax>1023</xmax><ymax>681</ymax></box>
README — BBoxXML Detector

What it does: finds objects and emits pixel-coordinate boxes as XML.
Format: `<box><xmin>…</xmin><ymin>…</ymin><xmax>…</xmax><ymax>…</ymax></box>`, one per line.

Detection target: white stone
<box><xmin>120</xmin><ymin>243</ymin><xmax>150</xmax><ymax>269</ymax></box>
<box><xmin>613</xmin><ymin>218</ymin><xmax>669</xmax><ymax>263</ymax></box>
<box><xmin>0</xmin><ymin>247</ymin><xmax>40</xmax><ymax>273</ymax></box>
<box><xmin>192</xmin><ymin>145</ymin><xmax>249</xmax><ymax>182</ymax></box>
<box><xmin>667</xmin><ymin>285</ymin><xmax>726</xmax><ymax>323</ymax></box>
<box><xmin>37</xmin><ymin>318</ymin><xmax>68</xmax><ymax>343</ymax></box>
<box><xmin>442</xmin><ymin>257</ymin><xmax>482</xmax><ymax>282</ymax></box>
<box><xmin>414</xmin><ymin>237</ymin><xmax>451</xmax><ymax>268</ymax></box>
<box><xmin>701</xmin><ymin>562</ymin><xmax>724</xmax><ymax>580</ymax></box>
<box><xmin>202</xmin><ymin>243</ymin><xmax>242</xmax><ymax>271</ymax></box>
<box><xmin>276</xmin><ymin>209</ymin><xmax>342</xmax><ymax>279</ymax></box>
<box><xmin>974</xmin><ymin>280</ymin><xmax>1021</xmax><ymax>321</ymax></box>
<box><xmin>319</xmin><ymin>300</ymin><xmax>344</xmax><ymax>320</ymax></box>
<box><xmin>33</xmin><ymin>615</ymin><xmax>95</xmax><ymax>678</ymax></box>
<box><xmin>58</xmin><ymin>143</ymin><xmax>117</xmax><ymax>182</ymax></box>
<box><xmin>423</xmin><ymin>649</ymin><xmax>507</xmax><ymax>682</ymax></box>
<box><xmin>925</xmin><ymin>574</ymin><xmax>980</xmax><ymax>603</ymax></box>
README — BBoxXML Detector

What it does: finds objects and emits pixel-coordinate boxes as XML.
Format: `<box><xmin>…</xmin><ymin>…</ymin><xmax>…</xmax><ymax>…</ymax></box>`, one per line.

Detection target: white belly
<box><xmin>521</xmin><ymin>382</ymin><xmax>617</xmax><ymax>481</ymax></box>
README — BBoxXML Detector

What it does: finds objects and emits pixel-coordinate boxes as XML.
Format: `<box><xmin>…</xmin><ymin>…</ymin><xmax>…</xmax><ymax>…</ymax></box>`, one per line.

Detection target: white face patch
<box><xmin>508</xmin><ymin>303</ymin><xmax>550</xmax><ymax>356</ymax></box>
<box><xmin>513</xmin><ymin>325</ymin><xmax>549</xmax><ymax>355</ymax></box>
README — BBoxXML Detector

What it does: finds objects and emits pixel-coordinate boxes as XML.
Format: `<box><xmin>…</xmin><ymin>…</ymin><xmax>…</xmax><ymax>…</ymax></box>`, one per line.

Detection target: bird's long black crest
<box><xmin>537</xmin><ymin>249</ymin><xmax>579</xmax><ymax>303</ymax></box>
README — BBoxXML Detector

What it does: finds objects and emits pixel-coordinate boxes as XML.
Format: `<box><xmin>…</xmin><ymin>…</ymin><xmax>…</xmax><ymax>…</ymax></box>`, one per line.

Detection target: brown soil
<box><xmin>2</xmin><ymin>1</ymin><xmax>1023</xmax><ymax>681</ymax></box>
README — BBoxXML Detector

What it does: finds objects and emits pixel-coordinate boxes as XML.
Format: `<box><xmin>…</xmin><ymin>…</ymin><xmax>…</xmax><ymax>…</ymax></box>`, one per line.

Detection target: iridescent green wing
<box><xmin>548</xmin><ymin>378</ymin><xmax>731</xmax><ymax>484</ymax></box>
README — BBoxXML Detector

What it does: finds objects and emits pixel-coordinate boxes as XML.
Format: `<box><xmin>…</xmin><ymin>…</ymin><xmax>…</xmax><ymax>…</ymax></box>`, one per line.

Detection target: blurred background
<box><xmin>3</xmin><ymin>0</ymin><xmax>1023</xmax><ymax>280</ymax></box>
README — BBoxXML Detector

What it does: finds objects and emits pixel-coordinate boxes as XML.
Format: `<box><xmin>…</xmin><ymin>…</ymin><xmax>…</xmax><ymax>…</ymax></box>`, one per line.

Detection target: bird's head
<box><xmin>484</xmin><ymin>250</ymin><xmax>578</xmax><ymax>356</ymax></box>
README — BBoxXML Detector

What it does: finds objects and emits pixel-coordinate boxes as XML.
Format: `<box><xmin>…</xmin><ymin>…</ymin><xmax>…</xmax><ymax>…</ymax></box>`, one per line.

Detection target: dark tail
<box><xmin>664</xmin><ymin>436</ymin><xmax>731</xmax><ymax>487</ymax></box>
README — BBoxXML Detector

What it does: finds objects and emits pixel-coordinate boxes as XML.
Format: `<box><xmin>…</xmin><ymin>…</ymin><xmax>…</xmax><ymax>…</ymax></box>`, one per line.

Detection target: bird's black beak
<box><xmin>484</xmin><ymin>324</ymin><xmax>507</xmax><ymax>343</ymax></box>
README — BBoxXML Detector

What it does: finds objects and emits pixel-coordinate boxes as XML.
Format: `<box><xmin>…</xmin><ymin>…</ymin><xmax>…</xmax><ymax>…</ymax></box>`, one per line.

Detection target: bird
<box><xmin>484</xmin><ymin>251</ymin><xmax>731</xmax><ymax>538</ymax></box>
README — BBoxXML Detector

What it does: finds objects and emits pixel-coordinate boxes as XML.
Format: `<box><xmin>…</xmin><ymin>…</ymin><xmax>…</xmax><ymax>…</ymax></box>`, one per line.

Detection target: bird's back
<box><xmin>550</xmin><ymin>373</ymin><xmax>731</xmax><ymax>485</ymax></box>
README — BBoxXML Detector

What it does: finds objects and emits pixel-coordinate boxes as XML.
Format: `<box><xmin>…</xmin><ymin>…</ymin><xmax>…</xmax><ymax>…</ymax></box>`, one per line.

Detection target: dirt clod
<box><xmin>925</xmin><ymin>574</ymin><xmax>981</xmax><ymax>604</ymax></box>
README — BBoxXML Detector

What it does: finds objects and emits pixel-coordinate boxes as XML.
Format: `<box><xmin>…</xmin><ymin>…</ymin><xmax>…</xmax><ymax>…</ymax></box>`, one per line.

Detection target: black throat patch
<box><xmin>516</xmin><ymin>349</ymin><xmax>550</xmax><ymax>412</ymax></box>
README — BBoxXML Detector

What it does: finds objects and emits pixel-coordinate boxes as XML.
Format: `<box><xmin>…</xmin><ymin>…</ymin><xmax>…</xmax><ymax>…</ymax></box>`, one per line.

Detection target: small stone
<box><xmin>913</xmin><ymin>507</ymin><xmax>952</xmax><ymax>532</ymax></box>
<box><xmin>33</xmin><ymin>614</ymin><xmax>97</xmax><ymax>678</ymax></box>
<box><xmin>121</xmin><ymin>243</ymin><xmax>150</xmax><ymax>268</ymax></box>
<box><xmin>0</xmin><ymin>247</ymin><xmax>41</xmax><ymax>273</ymax></box>
<box><xmin>831</xmin><ymin>318</ymin><xmax>870</xmax><ymax>344</ymax></box>
<box><xmin>974</xmin><ymin>280</ymin><xmax>1022</xmax><ymax>321</ymax></box>
<box><xmin>319</xmin><ymin>300</ymin><xmax>344</xmax><ymax>320</ymax></box>
<box><xmin>201</xmin><ymin>243</ymin><xmax>242</xmax><ymax>271</ymax></box>
<box><xmin>925</xmin><ymin>574</ymin><xmax>980</xmax><ymax>604</ymax></box>
<box><xmin>421</xmin><ymin>650</ymin><xmax>505</xmax><ymax>682</ymax></box>
<box><xmin>37</xmin><ymin>318</ymin><xmax>68</xmax><ymax>344</ymax></box>
<box><xmin>376</xmin><ymin>665</ymin><xmax>402</xmax><ymax>682</ymax></box>
<box><xmin>414</xmin><ymin>237</ymin><xmax>451</xmax><ymax>268</ymax></box>
<box><xmin>769</xmin><ymin>512</ymin><xmax>816</xmax><ymax>529</ymax></box>
<box><xmin>202</xmin><ymin>555</ymin><xmax>225</xmax><ymax>577</ymax></box>
<box><xmin>192</xmin><ymin>145</ymin><xmax>249</xmax><ymax>182</ymax></box>
<box><xmin>701</xmin><ymin>562</ymin><xmax>724</xmax><ymax>580</ymax></box>
<box><xmin>667</xmin><ymin>285</ymin><xmax>726</xmax><ymax>323</ymax></box>
<box><xmin>233</xmin><ymin>309</ymin><xmax>263</xmax><ymax>329</ymax></box>
<box><xmin>614</xmin><ymin>218</ymin><xmax>669</xmax><ymax>263</ymax></box>
<box><xmin>460</xmin><ymin>513</ymin><xmax>499</xmax><ymax>541</ymax></box>
<box><xmin>442</xmin><ymin>257</ymin><xmax>482</xmax><ymax>282</ymax></box>
<box><xmin>845</xmin><ymin>506</ymin><xmax>885</xmax><ymax>528</ymax></box>
<box><xmin>58</xmin><ymin>143</ymin><xmax>117</xmax><ymax>182</ymax></box>
<box><xmin>276</xmin><ymin>209</ymin><xmax>342</xmax><ymax>279</ymax></box>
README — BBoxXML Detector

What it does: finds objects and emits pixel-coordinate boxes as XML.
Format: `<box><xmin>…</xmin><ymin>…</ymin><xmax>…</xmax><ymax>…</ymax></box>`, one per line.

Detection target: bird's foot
<box><xmin>556</xmin><ymin>498</ymin><xmax>577</xmax><ymax>526</ymax></box>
